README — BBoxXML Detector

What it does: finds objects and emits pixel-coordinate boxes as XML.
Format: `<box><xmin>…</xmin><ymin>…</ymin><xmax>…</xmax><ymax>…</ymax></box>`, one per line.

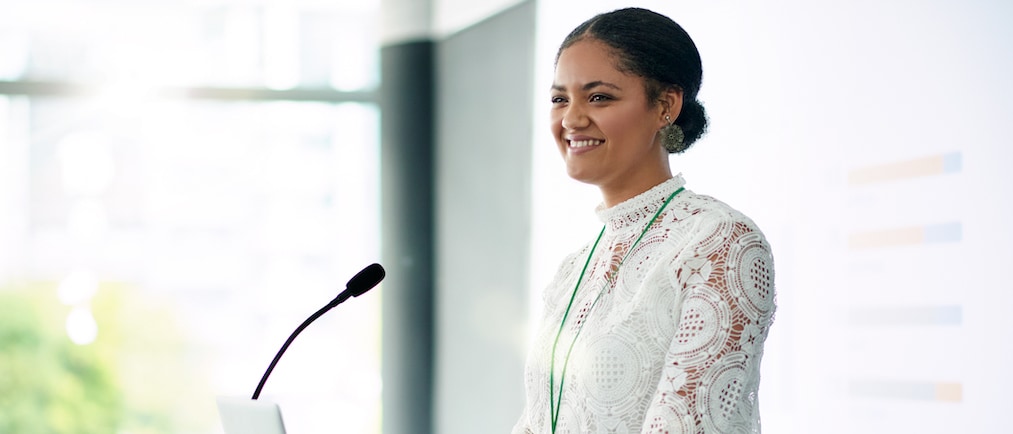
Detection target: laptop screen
<box><xmin>217</xmin><ymin>396</ymin><xmax>287</xmax><ymax>434</ymax></box>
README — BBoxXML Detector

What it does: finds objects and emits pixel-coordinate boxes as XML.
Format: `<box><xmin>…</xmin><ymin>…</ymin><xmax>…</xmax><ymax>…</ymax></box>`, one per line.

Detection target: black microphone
<box><xmin>252</xmin><ymin>263</ymin><xmax>385</xmax><ymax>399</ymax></box>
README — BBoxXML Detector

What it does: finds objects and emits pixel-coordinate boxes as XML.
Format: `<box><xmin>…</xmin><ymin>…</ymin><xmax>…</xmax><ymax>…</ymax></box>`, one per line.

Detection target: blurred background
<box><xmin>2</xmin><ymin>0</ymin><xmax>1012</xmax><ymax>433</ymax></box>
<box><xmin>0</xmin><ymin>1</ymin><xmax>382</xmax><ymax>433</ymax></box>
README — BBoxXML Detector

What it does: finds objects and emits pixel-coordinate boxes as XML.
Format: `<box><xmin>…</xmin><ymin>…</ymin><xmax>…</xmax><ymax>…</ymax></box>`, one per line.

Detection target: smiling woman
<box><xmin>515</xmin><ymin>8</ymin><xmax>776</xmax><ymax>434</ymax></box>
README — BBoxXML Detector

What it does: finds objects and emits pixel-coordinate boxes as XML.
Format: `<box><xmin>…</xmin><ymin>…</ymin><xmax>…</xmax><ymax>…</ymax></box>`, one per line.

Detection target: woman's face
<box><xmin>551</xmin><ymin>39</ymin><xmax>676</xmax><ymax>201</ymax></box>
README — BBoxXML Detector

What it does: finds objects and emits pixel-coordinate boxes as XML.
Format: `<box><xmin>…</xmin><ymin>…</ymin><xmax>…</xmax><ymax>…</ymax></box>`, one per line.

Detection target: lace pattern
<box><xmin>514</xmin><ymin>176</ymin><xmax>775</xmax><ymax>434</ymax></box>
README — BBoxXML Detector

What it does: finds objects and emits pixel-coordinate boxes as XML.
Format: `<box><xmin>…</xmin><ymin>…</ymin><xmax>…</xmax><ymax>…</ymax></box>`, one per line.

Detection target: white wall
<box><xmin>380</xmin><ymin>0</ymin><xmax>432</xmax><ymax>43</ymax></box>
<box><xmin>530</xmin><ymin>1</ymin><xmax>1013</xmax><ymax>433</ymax></box>
<box><xmin>433</xmin><ymin>0</ymin><xmax>526</xmax><ymax>37</ymax></box>
<box><xmin>381</xmin><ymin>0</ymin><xmax>526</xmax><ymax>43</ymax></box>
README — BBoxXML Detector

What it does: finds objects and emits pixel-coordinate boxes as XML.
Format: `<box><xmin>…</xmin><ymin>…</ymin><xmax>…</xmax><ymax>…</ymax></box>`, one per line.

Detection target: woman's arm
<box><xmin>641</xmin><ymin>220</ymin><xmax>776</xmax><ymax>433</ymax></box>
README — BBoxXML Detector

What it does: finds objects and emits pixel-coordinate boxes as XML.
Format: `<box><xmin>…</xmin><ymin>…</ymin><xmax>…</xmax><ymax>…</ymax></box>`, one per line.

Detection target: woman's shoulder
<box><xmin>540</xmin><ymin>242</ymin><xmax>593</xmax><ymax>302</ymax></box>
<box><xmin>662</xmin><ymin>190</ymin><xmax>771</xmax><ymax>255</ymax></box>
<box><xmin>669</xmin><ymin>190</ymin><xmax>766</xmax><ymax>234</ymax></box>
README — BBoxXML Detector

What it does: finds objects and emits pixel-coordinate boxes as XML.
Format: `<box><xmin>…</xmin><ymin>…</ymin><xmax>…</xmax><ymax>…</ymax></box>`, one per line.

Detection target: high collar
<box><xmin>595</xmin><ymin>174</ymin><xmax>687</xmax><ymax>233</ymax></box>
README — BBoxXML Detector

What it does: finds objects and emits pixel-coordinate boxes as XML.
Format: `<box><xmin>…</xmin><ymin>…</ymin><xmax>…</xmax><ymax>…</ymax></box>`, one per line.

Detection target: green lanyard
<box><xmin>548</xmin><ymin>186</ymin><xmax>684</xmax><ymax>433</ymax></box>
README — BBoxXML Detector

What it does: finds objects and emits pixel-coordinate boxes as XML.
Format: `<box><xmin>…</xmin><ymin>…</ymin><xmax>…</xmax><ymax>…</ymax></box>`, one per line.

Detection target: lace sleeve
<box><xmin>640</xmin><ymin>219</ymin><xmax>776</xmax><ymax>434</ymax></box>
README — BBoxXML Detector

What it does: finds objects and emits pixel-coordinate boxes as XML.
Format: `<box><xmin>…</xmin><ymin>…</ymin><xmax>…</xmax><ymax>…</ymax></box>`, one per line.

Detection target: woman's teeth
<box><xmin>570</xmin><ymin>139</ymin><xmax>603</xmax><ymax>148</ymax></box>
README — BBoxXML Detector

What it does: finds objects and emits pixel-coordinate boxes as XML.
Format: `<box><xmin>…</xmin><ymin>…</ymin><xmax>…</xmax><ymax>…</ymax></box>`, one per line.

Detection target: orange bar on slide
<box><xmin>848</xmin><ymin>227</ymin><xmax>923</xmax><ymax>249</ymax></box>
<box><xmin>935</xmin><ymin>383</ymin><xmax>963</xmax><ymax>402</ymax></box>
<box><xmin>848</xmin><ymin>155</ymin><xmax>945</xmax><ymax>185</ymax></box>
<box><xmin>850</xmin><ymin>380</ymin><xmax>963</xmax><ymax>402</ymax></box>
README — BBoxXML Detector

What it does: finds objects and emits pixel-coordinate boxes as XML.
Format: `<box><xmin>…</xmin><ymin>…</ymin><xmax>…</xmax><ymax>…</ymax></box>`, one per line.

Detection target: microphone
<box><xmin>252</xmin><ymin>263</ymin><xmax>385</xmax><ymax>399</ymax></box>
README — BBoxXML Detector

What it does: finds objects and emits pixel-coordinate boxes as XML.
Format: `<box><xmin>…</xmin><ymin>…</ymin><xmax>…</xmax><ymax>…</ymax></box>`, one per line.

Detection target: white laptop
<box><xmin>217</xmin><ymin>396</ymin><xmax>288</xmax><ymax>434</ymax></box>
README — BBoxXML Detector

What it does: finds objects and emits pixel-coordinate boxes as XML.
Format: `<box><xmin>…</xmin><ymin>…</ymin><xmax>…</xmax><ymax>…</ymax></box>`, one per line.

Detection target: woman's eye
<box><xmin>590</xmin><ymin>94</ymin><xmax>611</xmax><ymax>102</ymax></box>
<box><xmin>550</xmin><ymin>96</ymin><xmax>567</xmax><ymax>104</ymax></box>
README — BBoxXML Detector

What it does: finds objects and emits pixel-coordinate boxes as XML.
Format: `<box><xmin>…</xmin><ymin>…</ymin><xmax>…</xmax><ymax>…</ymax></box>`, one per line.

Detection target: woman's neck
<box><xmin>599</xmin><ymin>172</ymin><xmax>672</xmax><ymax>208</ymax></box>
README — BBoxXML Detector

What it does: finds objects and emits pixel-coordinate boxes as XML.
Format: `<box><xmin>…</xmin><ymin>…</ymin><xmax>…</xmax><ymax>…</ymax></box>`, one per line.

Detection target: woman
<box><xmin>513</xmin><ymin>8</ymin><xmax>775</xmax><ymax>434</ymax></box>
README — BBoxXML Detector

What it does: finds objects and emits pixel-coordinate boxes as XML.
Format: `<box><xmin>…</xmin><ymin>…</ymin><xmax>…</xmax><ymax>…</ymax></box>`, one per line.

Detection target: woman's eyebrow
<box><xmin>550</xmin><ymin>81</ymin><xmax>623</xmax><ymax>92</ymax></box>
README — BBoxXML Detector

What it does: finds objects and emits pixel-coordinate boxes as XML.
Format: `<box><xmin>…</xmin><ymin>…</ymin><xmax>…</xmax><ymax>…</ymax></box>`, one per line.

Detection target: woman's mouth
<box><xmin>568</xmin><ymin>139</ymin><xmax>604</xmax><ymax>148</ymax></box>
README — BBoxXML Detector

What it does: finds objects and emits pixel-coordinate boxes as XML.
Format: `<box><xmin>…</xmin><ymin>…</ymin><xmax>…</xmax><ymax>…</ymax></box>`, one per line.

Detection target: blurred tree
<box><xmin>0</xmin><ymin>283</ymin><xmax>123</xmax><ymax>433</ymax></box>
<box><xmin>0</xmin><ymin>282</ymin><xmax>212</xmax><ymax>433</ymax></box>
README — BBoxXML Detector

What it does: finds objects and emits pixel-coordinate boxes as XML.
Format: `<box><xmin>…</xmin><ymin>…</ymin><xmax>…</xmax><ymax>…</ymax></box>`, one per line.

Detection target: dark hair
<box><xmin>556</xmin><ymin>7</ymin><xmax>708</xmax><ymax>153</ymax></box>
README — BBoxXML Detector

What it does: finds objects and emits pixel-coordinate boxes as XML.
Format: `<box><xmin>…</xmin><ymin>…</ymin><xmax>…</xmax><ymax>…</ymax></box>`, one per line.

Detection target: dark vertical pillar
<box><xmin>379</xmin><ymin>40</ymin><xmax>435</xmax><ymax>434</ymax></box>
<box><xmin>432</xmin><ymin>2</ymin><xmax>535</xmax><ymax>432</ymax></box>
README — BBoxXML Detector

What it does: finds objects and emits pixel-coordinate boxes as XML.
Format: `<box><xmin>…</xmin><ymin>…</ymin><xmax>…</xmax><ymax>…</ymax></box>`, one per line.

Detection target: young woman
<box><xmin>513</xmin><ymin>8</ymin><xmax>776</xmax><ymax>434</ymax></box>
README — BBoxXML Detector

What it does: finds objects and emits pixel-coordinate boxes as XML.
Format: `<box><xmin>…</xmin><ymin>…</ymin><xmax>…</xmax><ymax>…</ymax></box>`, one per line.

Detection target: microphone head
<box><xmin>346</xmin><ymin>263</ymin><xmax>385</xmax><ymax>297</ymax></box>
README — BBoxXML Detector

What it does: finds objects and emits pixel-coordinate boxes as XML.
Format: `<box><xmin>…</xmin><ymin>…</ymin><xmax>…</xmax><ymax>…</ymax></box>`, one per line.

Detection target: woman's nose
<box><xmin>560</xmin><ymin>103</ymin><xmax>589</xmax><ymax>130</ymax></box>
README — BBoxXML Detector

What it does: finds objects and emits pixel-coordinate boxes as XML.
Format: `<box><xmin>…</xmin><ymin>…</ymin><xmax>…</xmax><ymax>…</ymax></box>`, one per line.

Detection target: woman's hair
<box><xmin>556</xmin><ymin>8</ymin><xmax>708</xmax><ymax>153</ymax></box>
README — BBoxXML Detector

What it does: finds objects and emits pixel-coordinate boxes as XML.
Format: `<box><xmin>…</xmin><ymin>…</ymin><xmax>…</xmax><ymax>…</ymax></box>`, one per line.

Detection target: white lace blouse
<box><xmin>513</xmin><ymin>175</ymin><xmax>775</xmax><ymax>434</ymax></box>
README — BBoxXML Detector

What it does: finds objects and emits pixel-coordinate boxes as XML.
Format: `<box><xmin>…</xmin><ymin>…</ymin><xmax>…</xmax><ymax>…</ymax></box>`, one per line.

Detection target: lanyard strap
<box><xmin>548</xmin><ymin>186</ymin><xmax>684</xmax><ymax>433</ymax></box>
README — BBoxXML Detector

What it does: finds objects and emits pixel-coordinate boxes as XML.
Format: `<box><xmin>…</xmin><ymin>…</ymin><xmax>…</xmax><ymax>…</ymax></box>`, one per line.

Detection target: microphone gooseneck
<box><xmin>251</xmin><ymin>263</ymin><xmax>386</xmax><ymax>400</ymax></box>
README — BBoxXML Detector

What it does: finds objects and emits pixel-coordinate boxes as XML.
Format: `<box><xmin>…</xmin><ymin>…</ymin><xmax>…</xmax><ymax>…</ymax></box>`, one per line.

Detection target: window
<box><xmin>0</xmin><ymin>2</ymin><xmax>382</xmax><ymax>433</ymax></box>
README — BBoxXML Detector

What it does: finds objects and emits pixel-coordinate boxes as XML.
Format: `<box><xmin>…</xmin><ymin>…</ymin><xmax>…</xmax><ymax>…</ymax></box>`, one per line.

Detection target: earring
<box><xmin>664</xmin><ymin>124</ymin><xmax>685</xmax><ymax>153</ymax></box>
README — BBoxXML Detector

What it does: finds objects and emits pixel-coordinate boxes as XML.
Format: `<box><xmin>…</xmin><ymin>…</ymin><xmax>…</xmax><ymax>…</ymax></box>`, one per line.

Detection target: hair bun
<box><xmin>674</xmin><ymin>99</ymin><xmax>708</xmax><ymax>151</ymax></box>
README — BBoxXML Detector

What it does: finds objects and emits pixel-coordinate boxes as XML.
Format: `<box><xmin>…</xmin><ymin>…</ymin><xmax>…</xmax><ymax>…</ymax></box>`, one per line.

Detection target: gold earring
<box><xmin>664</xmin><ymin>124</ymin><xmax>685</xmax><ymax>153</ymax></box>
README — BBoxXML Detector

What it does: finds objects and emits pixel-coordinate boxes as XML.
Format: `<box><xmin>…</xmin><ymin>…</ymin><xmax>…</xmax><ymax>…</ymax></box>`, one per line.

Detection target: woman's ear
<box><xmin>659</xmin><ymin>87</ymin><xmax>685</xmax><ymax>126</ymax></box>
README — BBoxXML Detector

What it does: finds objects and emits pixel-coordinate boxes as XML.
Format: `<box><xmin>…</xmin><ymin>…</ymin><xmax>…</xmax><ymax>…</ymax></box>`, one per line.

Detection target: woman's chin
<box><xmin>565</xmin><ymin>166</ymin><xmax>601</xmax><ymax>186</ymax></box>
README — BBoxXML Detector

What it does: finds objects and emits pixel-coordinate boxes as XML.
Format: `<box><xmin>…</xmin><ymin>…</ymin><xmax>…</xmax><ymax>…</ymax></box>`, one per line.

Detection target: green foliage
<box><xmin>0</xmin><ymin>283</ymin><xmax>123</xmax><ymax>434</ymax></box>
<box><xmin>0</xmin><ymin>281</ymin><xmax>215</xmax><ymax>434</ymax></box>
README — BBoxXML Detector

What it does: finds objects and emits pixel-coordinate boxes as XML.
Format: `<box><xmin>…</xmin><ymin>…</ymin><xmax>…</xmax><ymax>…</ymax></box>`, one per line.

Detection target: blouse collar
<box><xmin>595</xmin><ymin>174</ymin><xmax>687</xmax><ymax>233</ymax></box>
